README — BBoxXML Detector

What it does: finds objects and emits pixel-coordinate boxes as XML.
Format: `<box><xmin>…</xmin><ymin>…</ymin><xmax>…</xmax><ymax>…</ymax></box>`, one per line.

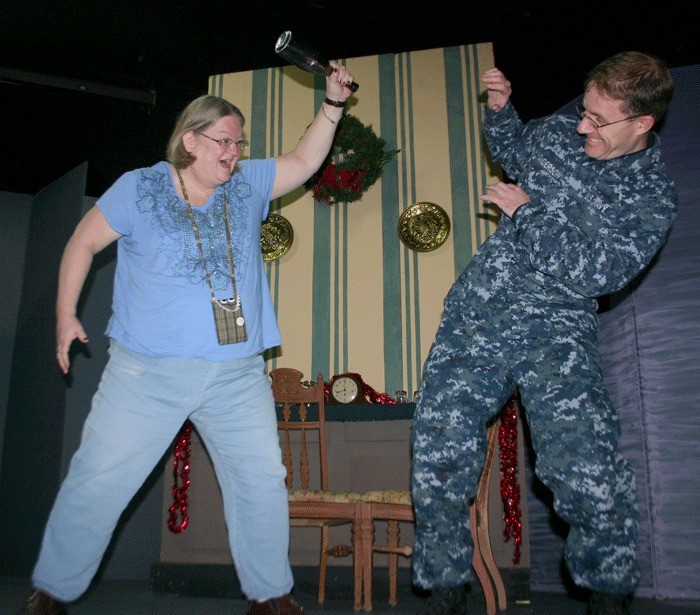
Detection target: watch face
<box><xmin>331</xmin><ymin>377</ymin><xmax>359</xmax><ymax>403</ymax></box>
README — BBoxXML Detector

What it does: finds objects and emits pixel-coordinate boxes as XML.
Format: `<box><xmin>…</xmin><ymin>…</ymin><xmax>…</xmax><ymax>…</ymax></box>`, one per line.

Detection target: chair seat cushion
<box><xmin>362</xmin><ymin>489</ymin><xmax>413</xmax><ymax>505</ymax></box>
<box><xmin>288</xmin><ymin>489</ymin><xmax>366</xmax><ymax>502</ymax></box>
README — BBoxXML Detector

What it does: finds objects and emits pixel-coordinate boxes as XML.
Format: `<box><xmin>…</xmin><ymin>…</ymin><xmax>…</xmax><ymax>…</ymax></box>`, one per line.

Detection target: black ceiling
<box><xmin>2</xmin><ymin>1</ymin><xmax>696</xmax><ymax>197</ymax></box>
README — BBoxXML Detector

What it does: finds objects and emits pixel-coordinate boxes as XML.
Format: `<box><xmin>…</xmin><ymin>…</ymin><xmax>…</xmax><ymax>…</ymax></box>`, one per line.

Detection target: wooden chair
<box><xmin>358</xmin><ymin>492</ymin><xmax>414</xmax><ymax>611</ymax></box>
<box><xmin>359</xmin><ymin>417</ymin><xmax>509</xmax><ymax>614</ymax></box>
<box><xmin>470</xmin><ymin>417</ymin><xmax>508</xmax><ymax>615</ymax></box>
<box><xmin>270</xmin><ymin>367</ymin><xmax>366</xmax><ymax>610</ymax></box>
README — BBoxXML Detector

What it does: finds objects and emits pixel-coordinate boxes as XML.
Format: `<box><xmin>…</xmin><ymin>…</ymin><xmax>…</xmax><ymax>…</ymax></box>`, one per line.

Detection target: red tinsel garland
<box><xmin>169</xmin><ymin>374</ymin><xmax>398</xmax><ymax>533</ymax></box>
<box><xmin>498</xmin><ymin>398</ymin><xmax>522</xmax><ymax>564</ymax></box>
<box><xmin>169</xmin><ymin>381</ymin><xmax>520</xmax><ymax>557</ymax></box>
<box><xmin>168</xmin><ymin>420</ymin><xmax>192</xmax><ymax>533</ymax></box>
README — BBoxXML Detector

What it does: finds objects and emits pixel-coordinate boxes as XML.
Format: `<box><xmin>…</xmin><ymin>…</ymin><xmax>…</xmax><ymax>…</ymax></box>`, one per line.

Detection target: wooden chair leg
<box><xmin>470</xmin><ymin>419</ymin><xmax>509</xmax><ymax>614</ymax></box>
<box><xmin>480</xmin><ymin>421</ymin><xmax>507</xmax><ymax>610</ymax></box>
<box><xmin>476</xmin><ymin>493</ymin><xmax>507</xmax><ymax>610</ymax></box>
<box><xmin>360</xmin><ymin>502</ymin><xmax>374</xmax><ymax>612</ymax></box>
<box><xmin>470</xmin><ymin>502</ymin><xmax>497</xmax><ymax>615</ymax></box>
<box><xmin>352</xmin><ymin>507</ymin><xmax>365</xmax><ymax>611</ymax></box>
<box><xmin>387</xmin><ymin>520</ymin><xmax>399</xmax><ymax>606</ymax></box>
<box><xmin>318</xmin><ymin>524</ymin><xmax>329</xmax><ymax>604</ymax></box>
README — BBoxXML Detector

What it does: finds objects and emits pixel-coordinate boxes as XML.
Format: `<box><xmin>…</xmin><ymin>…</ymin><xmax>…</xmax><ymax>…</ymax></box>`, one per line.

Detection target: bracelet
<box><xmin>324</xmin><ymin>97</ymin><xmax>345</xmax><ymax>108</ymax></box>
<box><xmin>321</xmin><ymin>104</ymin><xmax>336</xmax><ymax>124</ymax></box>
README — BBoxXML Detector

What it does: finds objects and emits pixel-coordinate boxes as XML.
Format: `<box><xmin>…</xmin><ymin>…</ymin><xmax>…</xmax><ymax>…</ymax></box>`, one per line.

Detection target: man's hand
<box><xmin>480</xmin><ymin>181</ymin><xmax>530</xmax><ymax>219</ymax></box>
<box><xmin>481</xmin><ymin>68</ymin><xmax>512</xmax><ymax>112</ymax></box>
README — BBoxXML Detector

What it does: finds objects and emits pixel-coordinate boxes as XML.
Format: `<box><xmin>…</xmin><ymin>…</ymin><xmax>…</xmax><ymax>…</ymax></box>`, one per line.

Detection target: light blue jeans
<box><xmin>32</xmin><ymin>341</ymin><xmax>293</xmax><ymax>602</ymax></box>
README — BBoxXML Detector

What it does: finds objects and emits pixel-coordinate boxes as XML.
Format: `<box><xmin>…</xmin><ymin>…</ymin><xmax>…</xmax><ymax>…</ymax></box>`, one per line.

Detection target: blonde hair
<box><xmin>167</xmin><ymin>95</ymin><xmax>245</xmax><ymax>169</ymax></box>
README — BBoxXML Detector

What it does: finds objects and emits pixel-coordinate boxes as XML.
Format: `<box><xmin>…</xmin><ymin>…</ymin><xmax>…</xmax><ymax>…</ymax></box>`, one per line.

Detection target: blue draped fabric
<box><xmin>524</xmin><ymin>64</ymin><xmax>700</xmax><ymax>599</ymax></box>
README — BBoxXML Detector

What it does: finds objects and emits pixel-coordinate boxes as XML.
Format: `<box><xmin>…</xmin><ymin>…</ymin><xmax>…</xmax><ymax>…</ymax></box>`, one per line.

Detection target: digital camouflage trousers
<box><xmin>411</xmin><ymin>305</ymin><xmax>640</xmax><ymax>594</ymax></box>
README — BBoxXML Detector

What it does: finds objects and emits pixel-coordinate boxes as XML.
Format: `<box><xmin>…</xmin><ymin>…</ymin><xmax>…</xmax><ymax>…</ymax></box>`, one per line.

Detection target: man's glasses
<box><xmin>196</xmin><ymin>131</ymin><xmax>249</xmax><ymax>151</ymax></box>
<box><xmin>575</xmin><ymin>104</ymin><xmax>644</xmax><ymax>130</ymax></box>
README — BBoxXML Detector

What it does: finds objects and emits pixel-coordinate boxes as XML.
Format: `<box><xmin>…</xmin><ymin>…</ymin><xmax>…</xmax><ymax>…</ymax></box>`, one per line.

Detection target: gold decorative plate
<box><xmin>398</xmin><ymin>202</ymin><xmax>450</xmax><ymax>252</ymax></box>
<box><xmin>261</xmin><ymin>213</ymin><xmax>294</xmax><ymax>262</ymax></box>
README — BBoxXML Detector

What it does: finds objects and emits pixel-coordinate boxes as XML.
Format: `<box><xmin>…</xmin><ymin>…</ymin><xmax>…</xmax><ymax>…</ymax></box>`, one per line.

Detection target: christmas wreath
<box><xmin>306</xmin><ymin>114</ymin><xmax>399</xmax><ymax>204</ymax></box>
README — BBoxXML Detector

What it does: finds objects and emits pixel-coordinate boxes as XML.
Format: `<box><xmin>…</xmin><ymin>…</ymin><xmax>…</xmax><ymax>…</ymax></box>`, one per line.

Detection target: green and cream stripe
<box><xmin>210</xmin><ymin>41</ymin><xmax>499</xmax><ymax>397</ymax></box>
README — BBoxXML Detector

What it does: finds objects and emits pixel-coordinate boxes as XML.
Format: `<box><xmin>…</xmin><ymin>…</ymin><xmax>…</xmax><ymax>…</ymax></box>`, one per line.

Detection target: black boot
<box><xmin>417</xmin><ymin>585</ymin><xmax>469</xmax><ymax>614</ymax></box>
<box><xmin>588</xmin><ymin>591</ymin><xmax>631</xmax><ymax>615</ymax></box>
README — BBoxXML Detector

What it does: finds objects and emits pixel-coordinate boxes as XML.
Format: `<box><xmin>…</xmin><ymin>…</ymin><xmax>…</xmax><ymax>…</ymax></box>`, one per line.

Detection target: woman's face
<box><xmin>185</xmin><ymin>114</ymin><xmax>245</xmax><ymax>186</ymax></box>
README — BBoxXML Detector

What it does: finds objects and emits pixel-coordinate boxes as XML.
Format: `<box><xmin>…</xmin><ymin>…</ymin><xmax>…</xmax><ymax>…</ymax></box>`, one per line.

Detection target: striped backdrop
<box><xmin>210</xmin><ymin>42</ymin><xmax>499</xmax><ymax>397</ymax></box>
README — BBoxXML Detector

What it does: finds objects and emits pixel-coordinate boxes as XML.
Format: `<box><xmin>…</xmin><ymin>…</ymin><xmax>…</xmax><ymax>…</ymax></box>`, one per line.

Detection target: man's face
<box><xmin>577</xmin><ymin>85</ymin><xmax>652</xmax><ymax>160</ymax></box>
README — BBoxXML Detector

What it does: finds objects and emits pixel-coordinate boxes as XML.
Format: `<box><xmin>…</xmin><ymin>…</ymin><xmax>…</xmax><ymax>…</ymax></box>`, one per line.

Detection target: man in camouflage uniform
<box><xmin>412</xmin><ymin>52</ymin><xmax>677</xmax><ymax>615</ymax></box>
